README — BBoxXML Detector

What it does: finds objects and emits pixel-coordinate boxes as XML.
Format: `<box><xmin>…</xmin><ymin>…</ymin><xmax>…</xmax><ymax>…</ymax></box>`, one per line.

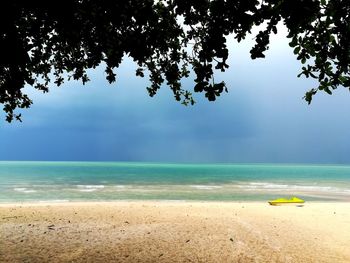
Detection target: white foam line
<box><xmin>190</xmin><ymin>185</ymin><xmax>223</xmax><ymax>190</ymax></box>
<box><xmin>13</xmin><ymin>187</ymin><xmax>37</xmax><ymax>193</ymax></box>
<box><xmin>237</xmin><ymin>182</ymin><xmax>347</xmax><ymax>193</ymax></box>
<box><xmin>77</xmin><ymin>185</ymin><xmax>105</xmax><ymax>189</ymax></box>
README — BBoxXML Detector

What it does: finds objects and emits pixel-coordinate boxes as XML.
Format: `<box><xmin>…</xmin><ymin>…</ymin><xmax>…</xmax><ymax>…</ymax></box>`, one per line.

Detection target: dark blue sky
<box><xmin>1</xmin><ymin>27</ymin><xmax>350</xmax><ymax>163</ymax></box>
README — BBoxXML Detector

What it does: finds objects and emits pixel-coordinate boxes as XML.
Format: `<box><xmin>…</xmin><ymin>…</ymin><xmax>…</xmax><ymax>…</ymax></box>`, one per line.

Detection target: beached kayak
<box><xmin>268</xmin><ymin>197</ymin><xmax>305</xmax><ymax>205</ymax></box>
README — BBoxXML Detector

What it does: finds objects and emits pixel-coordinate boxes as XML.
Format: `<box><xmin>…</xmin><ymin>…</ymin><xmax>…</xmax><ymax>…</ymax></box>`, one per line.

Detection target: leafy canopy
<box><xmin>1</xmin><ymin>0</ymin><xmax>349</xmax><ymax>122</ymax></box>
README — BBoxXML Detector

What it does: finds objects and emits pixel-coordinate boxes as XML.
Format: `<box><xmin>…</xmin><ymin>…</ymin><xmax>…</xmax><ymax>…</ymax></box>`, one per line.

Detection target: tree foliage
<box><xmin>1</xmin><ymin>0</ymin><xmax>349</xmax><ymax>122</ymax></box>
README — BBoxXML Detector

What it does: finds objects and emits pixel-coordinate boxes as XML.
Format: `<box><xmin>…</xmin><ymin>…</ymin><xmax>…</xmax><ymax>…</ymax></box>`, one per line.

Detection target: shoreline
<box><xmin>0</xmin><ymin>199</ymin><xmax>350</xmax><ymax>207</ymax></box>
<box><xmin>1</xmin><ymin>201</ymin><xmax>349</xmax><ymax>262</ymax></box>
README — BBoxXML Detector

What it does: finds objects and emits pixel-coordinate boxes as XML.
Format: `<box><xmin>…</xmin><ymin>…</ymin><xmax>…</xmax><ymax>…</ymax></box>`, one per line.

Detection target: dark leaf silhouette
<box><xmin>1</xmin><ymin>0</ymin><xmax>349</xmax><ymax>121</ymax></box>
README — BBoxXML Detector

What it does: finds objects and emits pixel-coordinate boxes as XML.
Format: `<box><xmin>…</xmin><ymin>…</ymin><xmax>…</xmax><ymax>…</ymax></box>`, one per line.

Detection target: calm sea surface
<box><xmin>0</xmin><ymin>162</ymin><xmax>349</xmax><ymax>202</ymax></box>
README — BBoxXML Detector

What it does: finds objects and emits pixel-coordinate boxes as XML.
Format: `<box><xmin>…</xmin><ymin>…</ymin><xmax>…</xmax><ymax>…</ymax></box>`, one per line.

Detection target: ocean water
<box><xmin>0</xmin><ymin>161</ymin><xmax>349</xmax><ymax>202</ymax></box>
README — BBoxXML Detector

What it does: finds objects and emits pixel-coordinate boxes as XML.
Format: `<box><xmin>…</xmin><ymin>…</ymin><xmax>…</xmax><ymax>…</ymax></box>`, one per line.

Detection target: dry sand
<box><xmin>0</xmin><ymin>201</ymin><xmax>349</xmax><ymax>263</ymax></box>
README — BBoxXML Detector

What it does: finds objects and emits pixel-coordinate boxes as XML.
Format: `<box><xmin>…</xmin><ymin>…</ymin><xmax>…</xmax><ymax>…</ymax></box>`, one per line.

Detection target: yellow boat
<box><xmin>268</xmin><ymin>196</ymin><xmax>305</xmax><ymax>206</ymax></box>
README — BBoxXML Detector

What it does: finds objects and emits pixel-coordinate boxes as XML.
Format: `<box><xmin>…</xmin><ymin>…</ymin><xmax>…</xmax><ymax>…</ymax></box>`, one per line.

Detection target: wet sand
<box><xmin>0</xmin><ymin>202</ymin><xmax>349</xmax><ymax>262</ymax></box>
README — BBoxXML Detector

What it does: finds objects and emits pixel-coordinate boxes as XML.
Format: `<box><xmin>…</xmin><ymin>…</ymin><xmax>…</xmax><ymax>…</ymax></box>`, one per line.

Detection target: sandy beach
<box><xmin>0</xmin><ymin>201</ymin><xmax>349</xmax><ymax>263</ymax></box>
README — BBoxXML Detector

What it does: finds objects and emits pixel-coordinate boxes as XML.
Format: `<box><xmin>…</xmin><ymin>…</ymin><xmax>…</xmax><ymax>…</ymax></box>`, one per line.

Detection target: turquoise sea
<box><xmin>0</xmin><ymin>162</ymin><xmax>349</xmax><ymax>202</ymax></box>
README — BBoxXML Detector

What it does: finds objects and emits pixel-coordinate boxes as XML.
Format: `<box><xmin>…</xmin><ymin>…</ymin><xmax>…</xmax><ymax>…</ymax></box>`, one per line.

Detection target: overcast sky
<box><xmin>1</xmin><ymin>25</ymin><xmax>350</xmax><ymax>163</ymax></box>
